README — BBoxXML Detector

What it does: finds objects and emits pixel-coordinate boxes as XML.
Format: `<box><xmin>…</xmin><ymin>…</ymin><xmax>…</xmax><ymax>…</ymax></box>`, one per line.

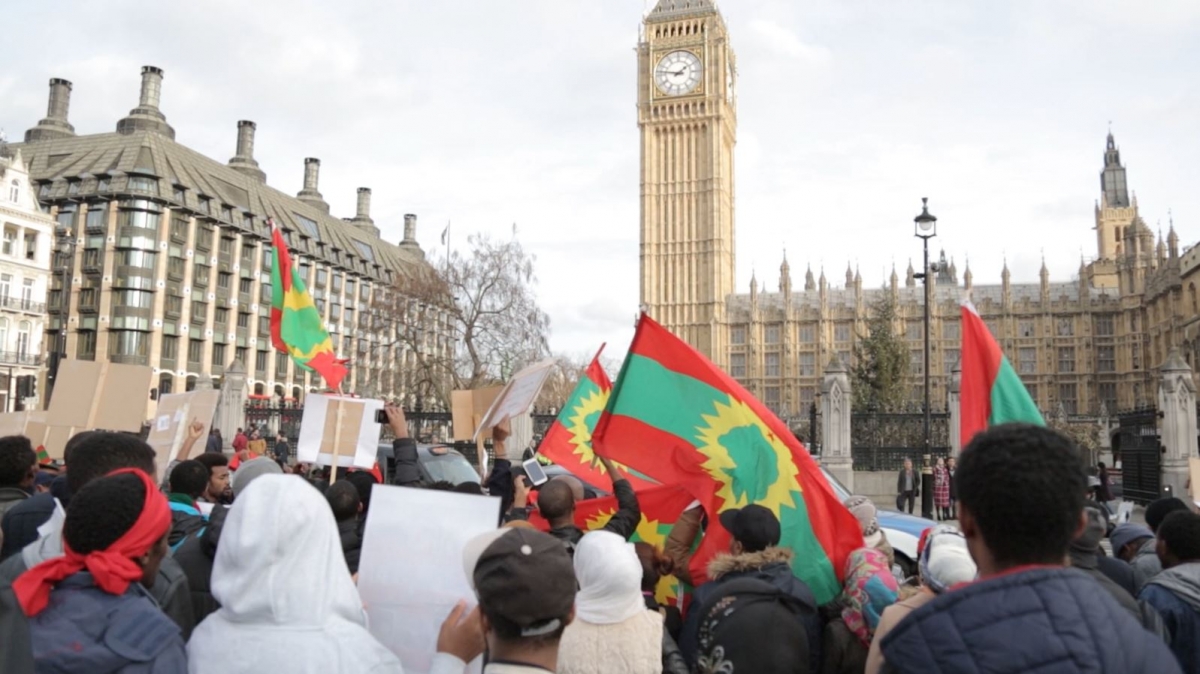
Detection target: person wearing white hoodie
<box><xmin>186</xmin><ymin>474</ymin><xmax>482</xmax><ymax>674</ymax></box>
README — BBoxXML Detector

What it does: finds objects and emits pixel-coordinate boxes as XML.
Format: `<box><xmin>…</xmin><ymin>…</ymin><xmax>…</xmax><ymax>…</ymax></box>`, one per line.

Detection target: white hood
<box><xmin>187</xmin><ymin>475</ymin><xmax>403</xmax><ymax>674</ymax></box>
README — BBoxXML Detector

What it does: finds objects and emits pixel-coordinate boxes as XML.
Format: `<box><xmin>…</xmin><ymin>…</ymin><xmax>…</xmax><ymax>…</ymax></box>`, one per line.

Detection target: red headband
<box><xmin>13</xmin><ymin>468</ymin><xmax>171</xmax><ymax>616</ymax></box>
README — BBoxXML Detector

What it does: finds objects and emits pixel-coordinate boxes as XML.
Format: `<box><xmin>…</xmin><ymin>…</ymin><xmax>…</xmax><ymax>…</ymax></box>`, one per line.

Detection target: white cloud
<box><xmin>747</xmin><ymin>19</ymin><xmax>833</xmax><ymax>66</ymax></box>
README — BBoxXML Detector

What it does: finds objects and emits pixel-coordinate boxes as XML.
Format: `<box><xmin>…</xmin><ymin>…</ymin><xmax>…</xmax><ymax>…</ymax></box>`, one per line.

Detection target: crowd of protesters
<box><xmin>0</xmin><ymin>412</ymin><xmax>1198</xmax><ymax>673</ymax></box>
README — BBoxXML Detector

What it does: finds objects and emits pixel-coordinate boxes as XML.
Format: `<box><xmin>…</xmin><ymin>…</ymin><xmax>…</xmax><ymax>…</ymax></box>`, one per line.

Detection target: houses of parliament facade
<box><xmin>637</xmin><ymin>0</ymin><xmax>1200</xmax><ymax>420</ymax></box>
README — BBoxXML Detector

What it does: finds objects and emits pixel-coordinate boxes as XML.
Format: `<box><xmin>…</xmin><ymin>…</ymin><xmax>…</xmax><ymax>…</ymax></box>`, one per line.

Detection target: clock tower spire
<box><xmin>638</xmin><ymin>0</ymin><xmax>736</xmax><ymax>366</ymax></box>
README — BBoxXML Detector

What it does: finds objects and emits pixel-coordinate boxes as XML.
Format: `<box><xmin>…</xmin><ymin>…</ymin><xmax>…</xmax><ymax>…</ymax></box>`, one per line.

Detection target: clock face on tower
<box><xmin>655</xmin><ymin>50</ymin><xmax>702</xmax><ymax>96</ymax></box>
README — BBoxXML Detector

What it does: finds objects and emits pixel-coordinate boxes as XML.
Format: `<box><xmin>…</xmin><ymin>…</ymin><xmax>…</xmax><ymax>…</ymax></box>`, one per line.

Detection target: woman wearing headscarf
<box><xmin>820</xmin><ymin>548</ymin><xmax>900</xmax><ymax>674</ymax></box>
<box><xmin>15</xmin><ymin>468</ymin><xmax>186</xmax><ymax>673</ymax></box>
<box><xmin>865</xmin><ymin>525</ymin><xmax>977</xmax><ymax>674</ymax></box>
<box><xmin>843</xmin><ymin>496</ymin><xmax>895</xmax><ymax>568</ymax></box>
<box><xmin>558</xmin><ymin>531</ymin><xmax>686</xmax><ymax>674</ymax></box>
<box><xmin>186</xmin><ymin>474</ymin><xmax>473</xmax><ymax>674</ymax></box>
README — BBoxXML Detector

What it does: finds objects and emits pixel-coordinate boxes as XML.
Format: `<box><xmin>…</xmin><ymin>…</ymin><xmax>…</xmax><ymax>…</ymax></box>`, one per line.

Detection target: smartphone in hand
<box><xmin>521</xmin><ymin>458</ymin><xmax>549</xmax><ymax>487</ymax></box>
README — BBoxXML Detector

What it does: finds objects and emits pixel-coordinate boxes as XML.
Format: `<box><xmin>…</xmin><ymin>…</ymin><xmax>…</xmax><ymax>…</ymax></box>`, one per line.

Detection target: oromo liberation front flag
<box><xmin>592</xmin><ymin>314</ymin><xmax>862</xmax><ymax>604</ymax></box>
<box><xmin>269</xmin><ymin>220</ymin><xmax>348</xmax><ymax>391</ymax></box>
<box><xmin>528</xmin><ymin>483</ymin><xmax>696</xmax><ymax>606</ymax></box>
<box><xmin>959</xmin><ymin>300</ymin><xmax>1044</xmax><ymax>446</ymax></box>
<box><xmin>537</xmin><ymin>348</ymin><xmax>655</xmax><ymax>491</ymax></box>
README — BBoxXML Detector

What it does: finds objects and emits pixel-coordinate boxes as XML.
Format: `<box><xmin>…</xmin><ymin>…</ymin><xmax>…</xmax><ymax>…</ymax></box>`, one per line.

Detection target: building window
<box><xmin>118</xmin><ymin>250</ymin><xmax>157</xmax><ymax>268</ymax></box>
<box><xmin>212</xmin><ymin>343</ymin><xmax>226</xmax><ymax>366</ymax></box>
<box><xmin>731</xmin><ymin>325</ymin><xmax>746</xmax><ymax>345</ymax></box>
<box><xmin>1057</xmin><ymin>317</ymin><xmax>1074</xmax><ymax>337</ymax></box>
<box><xmin>109</xmin><ymin>331</ymin><xmax>148</xmax><ymax>357</ymax></box>
<box><xmin>214</xmin><ymin>308</ymin><xmax>229</xmax><ymax>325</ymax></box>
<box><xmin>799</xmin><ymin>352</ymin><xmax>815</xmax><ymax>377</ymax></box>
<box><xmin>77</xmin><ymin>331</ymin><xmax>97</xmax><ymax>360</ymax></box>
<box><xmin>0</xmin><ymin>274</ymin><xmax>11</xmax><ymax>299</ymax></box>
<box><xmin>194</xmin><ymin>265</ymin><xmax>210</xmax><ymax>286</ymax></box>
<box><xmin>255</xmin><ymin>350</ymin><xmax>269</xmax><ymax>372</ymax></box>
<box><xmin>190</xmin><ymin>301</ymin><xmax>208</xmax><ymax>324</ymax></box>
<box><xmin>187</xmin><ymin>339</ymin><xmax>203</xmax><ymax>364</ymax></box>
<box><xmin>237</xmin><ymin>312</ymin><xmax>250</xmax><ymax>329</ymax></box>
<box><xmin>217</xmin><ymin>272</ymin><xmax>232</xmax><ymax>290</ymax></box>
<box><xmin>835</xmin><ymin>323</ymin><xmax>852</xmax><ymax>342</ymax></box>
<box><xmin>1097</xmin><ymin>346</ymin><xmax>1115</xmax><ymax>373</ymax></box>
<box><xmin>765</xmin><ymin>352</ymin><xmax>781</xmax><ymax>377</ymax></box>
<box><xmin>1132</xmin><ymin>345</ymin><xmax>1142</xmax><ymax>370</ymax></box>
<box><xmin>2</xmin><ymin>229</ymin><xmax>15</xmax><ymax>256</ymax></box>
<box><xmin>15</xmin><ymin>321</ymin><xmax>29</xmax><ymax>358</ymax></box>
<box><xmin>798</xmin><ymin>325</ymin><xmax>815</xmax><ymax>342</ymax></box>
<box><xmin>316</xmin><ymin>268</ymin><xmax>328</xmax><ymax>287</ymax></box>
<box><xmin>1095</xmin><ymin>315</ymin><xmax>1115</xmax><ymax>337</ymax></box>
<box><xmin>162</xmin><ymin>335</ymin><xmax>178</xmax><ymax>360</ymax></box>
<box><xmin>764</xmin><ymin>386</ymin><xmax>781</xmax><ymax>410</ymax></box>
<box><xmin>85</xmin><ymin>208</ymin><xmax>108</xmax><ymax>232</ymax></box>
<box><xmin>765</xmin><ymin>324</ymin><xmax>781</xmax><ymax>344</ymax></box>
<box><xmin>258</xmin><ymin>316</ymin><xmax>270</xmax><ymax>335</ymax></box>
<box><xmin>942</xmin><ymin>321</ymin><xmax>960</xmax><ymax>340</ymax></box>
<box><xmin>1058</xmin><ymin>383</ymin><xmax>1077</xmax><ymax>415</ymax></box>
<box><xmin>128</xmin><ymin>176</ymin><xmax>158</xmax><ymax>196</ymax></box>
<box><xmin>906</xmin><ymin>322</ymin><xmax>921</xmax><ymax>341</ymax></box>
<box><xmin>1024</xmin><ymin>382</ymin><xmax>1038</xmax><ymax>406</ymax></box>
<box><xmin>113</xmin><ymin>290</ymin><xmax>154</xmax><ymax>309</ymax></box>
<box><xmin>1018</xmin><ymin>320</ymin><xmax>1036</xmax><ymax>338</ymax></box>
<box><xmin>1057</xmin><ymin>347</ymin><xmax>1075</xmax><ymax>373</ymax></box>
<box><xmin>1098</xmin><ymin>382</ymin><xmax>1117</xmax><ymax>410</ymax></box>
<box><xmin>910</xmin><ymin>350</ymin><xmax>924</xmax><ymax>375</ymax></box>
<box><xmin>1018</xmin><ymin>347</ymin><xmax>1037</xmax><ymax>374</ymax></box>
<box><xmin>219</xmin><ymin>237</ymin><xmax>233</xmax><ymax>256</ymax></box>
<box><xmin>943</xmin><ymin>348</ymin><xmax>960</xmax><ymax>373</ymax></box>
<box><xmin>800</xmin><ymin>387</ymin><xmax>815</xmax><ymax>406</ymax></box>
<box><xmin>730</xmin><ymin>353</ymin><xmax>746</xmax><ymax>378</ymax></box>
<box><xmin>165</xmin><ymin>294</ymin><xmax>183</xmax><ymax>315</ymax></box>
<box><xmin>8</xmin><ymin>180</ymin><xmax>18</xmax><ymax>203</ymax></box>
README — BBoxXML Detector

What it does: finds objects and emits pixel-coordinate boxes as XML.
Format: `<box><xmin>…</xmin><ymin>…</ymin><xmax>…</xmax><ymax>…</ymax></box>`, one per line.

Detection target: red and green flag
<box><xmin>269</xmin><ymin>219</ymin><xmax>348</xmax><ymax>391</ymax></box>
<box><xmin>528</xmin><ymin>483</ymin><xmax>696</xmax><ymax>605</ymax></box>
<box><xmin>959</xmin><ymin>300</ymin><xmax>1044</xmax><ymax>446</ymax></box>
<box><xmin>592</xmin><ymin>314</ymin><xmax>862</xmax><ymax>603</ymax></box>
<box><xmin>537</xmin><ymin>348</ymin><xmax>655</xmax><ymax>491</ymax></box>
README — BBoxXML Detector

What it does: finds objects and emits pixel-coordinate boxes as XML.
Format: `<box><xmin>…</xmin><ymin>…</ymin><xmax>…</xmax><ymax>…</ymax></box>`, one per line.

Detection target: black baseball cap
<box><xmin>719</xmin><ymin>504</ymin><xmax>782</xmax><ymax>552</ymax></box>
<box><xmin>464</xmin><ymin>528</ymin><xmax>577</xmax><ymax>637</ymax></box>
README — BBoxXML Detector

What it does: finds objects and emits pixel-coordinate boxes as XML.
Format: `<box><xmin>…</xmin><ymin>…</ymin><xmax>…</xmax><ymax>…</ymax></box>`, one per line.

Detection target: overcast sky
<box><xmin>3</xmin><ymin>0</ymin><xmax>1198</xmax><ymax>357</ymax></box>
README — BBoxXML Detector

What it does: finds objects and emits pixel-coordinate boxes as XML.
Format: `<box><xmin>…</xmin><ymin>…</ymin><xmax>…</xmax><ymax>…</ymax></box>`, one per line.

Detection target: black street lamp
<box><xmin>913</xmin><ymin>198</ymin><xmax>937</xmax><ymax>520</ymax></box>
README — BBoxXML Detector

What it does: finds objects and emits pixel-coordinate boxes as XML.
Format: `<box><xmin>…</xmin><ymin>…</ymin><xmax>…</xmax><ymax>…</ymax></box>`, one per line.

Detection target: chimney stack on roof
<box><xmin>228</xmin><ymin>120</ymin><xmax>266</xmax><ymax>183</ymax></box>
<box><xmin>116</xmin><ymin>65</ymin><xmax>175</xmax><ymax>139</ymax></box>
<box><xmin>25</xmin><ymin>78</ymin><xmax>76</xmax><ymax>142</ymax></box>
<box><xmin>401</xmin><ymin>214</ymin><xmax>419</xmax><ymax>247</ymax></box>
<box><xmin>355</xmin><ymin>188</ymin><xmax>373</xmax><ymax>223</ymax></box>
<box><xmin>296</xmin><ymin>158</ymin><xmax>329</xmax><ymax>213</ymax></box>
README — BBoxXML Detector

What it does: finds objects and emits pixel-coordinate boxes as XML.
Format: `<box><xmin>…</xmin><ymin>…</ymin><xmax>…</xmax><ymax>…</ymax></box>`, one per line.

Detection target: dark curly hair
<box><xmin>0</xmin><ymin>435</ymin><xmax>36</xmax><ymax>487</ymax></box>
<box><xmin>168</xmin><ymin>460</ymin><xmax>210</xmax><ymax>499</ymax></box>
<box><xmin>324</xmin><ymin>481</ymin><xmax>361</xmax><ymax>522</ymax></box>
<box><xmin>65</xmin><ymin>432</ymin><xmax>156</xmax><ymax>496</ymax></box>
<box><xmin>1145</xmin><ymin>497</ymin><xmax>1190</xmax><ymax>534</ymax></box>
<box><xmin>957</xmin><ymin>423</ymin><xmax>1086</xmax><ymax>567</ymax></box>
<box><xmin>1158</xmin><ymin>511</ymin><xmax>1200</xmax><ymax>562</ymax></box>
<box><xmin>63</xmin><ymin>471</ymin><xmax>146</xmax><ymax>554</ymax></box>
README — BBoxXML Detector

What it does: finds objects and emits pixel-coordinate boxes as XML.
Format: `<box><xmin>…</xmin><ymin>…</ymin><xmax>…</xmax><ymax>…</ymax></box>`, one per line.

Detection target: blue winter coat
<box><xmin>1140</xmin><ymin>562</ymin><xmax>1200</xmax><ymax>674</ymax></box>
<box><xmin>28</xmin><ymin>572</ymin><xmax>188</xmax><ymax>673</ymax></box>
<box><xmin>881</xmin><ymin>566</ymin><xmax>1181</xmax><ymax>674</ymax></box>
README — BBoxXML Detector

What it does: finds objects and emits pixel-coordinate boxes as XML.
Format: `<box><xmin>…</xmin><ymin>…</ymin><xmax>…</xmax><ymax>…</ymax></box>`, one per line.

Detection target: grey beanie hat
<box><xmin>232</xmin><ymin>457</ymin><xmax>284</xmax><ymax>497</ymax></box>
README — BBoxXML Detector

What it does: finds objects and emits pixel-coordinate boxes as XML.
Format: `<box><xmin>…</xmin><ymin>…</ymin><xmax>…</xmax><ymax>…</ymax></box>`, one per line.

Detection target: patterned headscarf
<box><xmin>840</xmin><ymin>547</ymin><xmax>900</xmax><ymax>647</ymax></box>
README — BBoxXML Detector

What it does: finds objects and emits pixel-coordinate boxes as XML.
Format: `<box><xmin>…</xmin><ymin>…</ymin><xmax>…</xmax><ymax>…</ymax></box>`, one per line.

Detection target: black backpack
<box><xmin>694</xmin><ymin>577</ymin><xmax>812</xmax><ymax>674</ymax></box>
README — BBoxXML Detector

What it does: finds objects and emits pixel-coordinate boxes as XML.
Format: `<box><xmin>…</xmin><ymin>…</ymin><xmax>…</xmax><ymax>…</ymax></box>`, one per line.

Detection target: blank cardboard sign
<box><xmin>297</xmin><ymin>394</ymin><xmax>382</xmax><ymax>468</ymax></box>
<box><xmin>147</xmin><ymin>390</ymin><xmax>221</xmax><ymax>483</ymax></box>
<box><xmin>450</xmin><ymin>386</ymin><xmax>503</xmax><ymax>441</ymax></box>
<box><xmin>40</xmin><ymin>360</ymin><xmax>153</xmax><ymax>458</ymax></box>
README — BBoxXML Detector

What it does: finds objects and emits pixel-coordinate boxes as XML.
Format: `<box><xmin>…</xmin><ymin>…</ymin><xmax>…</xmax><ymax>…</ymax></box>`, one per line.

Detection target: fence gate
<box><xmin>1116</xmin><ymin>408</ymin><xmax>1161</xmax><ymax>505</ymax></box>
<box><xmin>851</xmin><ymin>409</ymin><xmax>950</xmax><ymax>471</ymax></box>
<box><xmin>244</xmin><ymin>401</ymin><xmax>304</xmax><ymax>443</ymax></box>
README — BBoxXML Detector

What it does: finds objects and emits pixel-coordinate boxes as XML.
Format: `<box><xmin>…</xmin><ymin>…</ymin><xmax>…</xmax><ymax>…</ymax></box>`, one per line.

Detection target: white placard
<box><xmin>473</xmin><ymin>359</ymin><xmax>556</xmax><ymax>440</ymax></box>
<box><xmin>358</xmin><ymin>486</ymin><xmax>499</xmax><ymax>674</ymax></box>
<box><xmin>296</xmin><ymin>394</ymin><xmax>382</xmax><ymax>469</ymax></box>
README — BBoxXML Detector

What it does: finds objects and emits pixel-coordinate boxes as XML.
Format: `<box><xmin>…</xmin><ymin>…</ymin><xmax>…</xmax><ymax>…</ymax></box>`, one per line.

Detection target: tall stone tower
<box><xmin>638</xmin><ymin>0</ymin><xmax>737</xmax><ymax>366</ymax></box>
<box><xmin>1095</xmin><ymin>131</ymin><xmax>1136</xmax><ymax>261</ymax></box>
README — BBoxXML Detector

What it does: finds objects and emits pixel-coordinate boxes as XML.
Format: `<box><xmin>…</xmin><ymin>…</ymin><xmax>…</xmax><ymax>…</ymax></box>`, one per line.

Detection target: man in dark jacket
<box><xmin>679</xmin><ymin>505</ymin><xmax>821</xmax><ymax>674</ymax></box>
<box><xmin>880</xmin><ymin>424</ymin><xmax>1180</xmax><ymax>674</ymax></box>
<box><xmin>517</xmin><ymin>453</ymin><xmax>640</xmax><ymax>552</ymax></box>
<box><xmin>384</xmin><ymin>405</ymin><xmax>424</xmax><ymax>487</ymax></box>
<box><xmin>0</xmin><ymin>435</ymin><xmax>36</xmax><ymax>520</ymax></box>
<box><xmin>0</xmin><ymin>431</ymin><xmax>196</xmax><ymax>639</ymax></box>
<box><xmin>325</xmin><ymin>481</ymin><xmax>363</xmax><ymax>574</ymax></box>
<box><xmin>205</xmin><ymin>427</ymin><xmax>222</xmax><ymax>454</ymax></box>
<box><xmin>1140</xmin><ymin>510</ymin><xmax>1200</xmax><ymax>673</ymax></box>
<box><xmin>272</xmin><ymin>432</ymin><xmax>290</xmax><ymax>468</ymax></box>
<box><xmin>174</xmin><ymin>504</ymin><xmax>227</xmax><ymax>625</ymax></box>
<box><xmin>166</xmin><ymin>460</ymin><xmax>209</xmax><ymax>550</ymax></box>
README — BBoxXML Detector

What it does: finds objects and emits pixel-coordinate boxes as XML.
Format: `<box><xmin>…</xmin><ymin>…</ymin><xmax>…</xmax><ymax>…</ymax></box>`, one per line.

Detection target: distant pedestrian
<box><xmin>205</xmin><ymin>428</ymin><xmax>222</xmax><ymax>454</ymax></box>
<box><xmin>246</xmin><ymin>430</ymin><xmax>267</xmax><ymax>458</ymax></box>
<box><xmin>933</xmin><ymin>457</ymin><xmax>950</xmax><ymax>521</ymax></box>
<box><xmin>273</xmin><ymin>432</ymin><xmax>290</xmax><ymax>469</ymax></box>
<box><xmin>231</xmin><ymin>428</ymin><xmax>248</xmax><ymax>455</ymax></box>
<box><xmin>896</xmin><ymin>459</ymin><xmax>919</xmax><ymax>514</ymax></box>
<box><xmin>946</xmin><ymin>457</ymin><xmax>958</xmax><ymax>519</ymax></box>
<box><xmin>1097</xmin><ymin>461</ymin><xmax>1114</xmax><ymax>508</ymax></box>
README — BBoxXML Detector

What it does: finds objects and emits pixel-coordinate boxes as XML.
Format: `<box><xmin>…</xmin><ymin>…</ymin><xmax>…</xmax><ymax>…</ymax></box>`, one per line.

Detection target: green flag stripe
<box><xmin>988</xmin><ymin>357</ymin><xmax>1045</xmax><ymax>427</ymax></box>
<box><xmin>607</xmin><ymin>354</ymin><xmax>725</xmax><ymax>443</ymax></box>
<box><xmin>555</xmin><ymin>376</ymin><xmax>602</xmax><ymax>427</ymax></box>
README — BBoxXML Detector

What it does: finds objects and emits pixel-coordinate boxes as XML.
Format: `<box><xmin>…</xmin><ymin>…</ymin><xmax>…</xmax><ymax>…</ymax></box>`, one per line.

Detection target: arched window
<box><xmin>16</xmin><ymin>321</ymin><xmax>30</xmax><ymax>358</ymax></box>
<box><xmin>254</xmin><ymin>382</ymin><xmax>264</xmax><ymax>395</ymax></box>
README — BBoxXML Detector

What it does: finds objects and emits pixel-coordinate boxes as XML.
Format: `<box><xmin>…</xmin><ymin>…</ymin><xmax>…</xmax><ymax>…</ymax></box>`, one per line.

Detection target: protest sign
<box><xmin>296</xmin><ymin>394</ymin><xmax>382</xmax><ymax>474</ymax></box>
<box><xmin>358</xmin><ymin>485</ymin><xmax>498</xmax><ymax>674</ymax></box>
<box><xmin>472</xmin><ymin>359</ymin><xmax>555</xmax><ymax>441</ymax></box>
<box><xmin>450</xmin><ymin>386</ymin><xmax>503</xmax><ymax>442</ymax></box>
<box><xmin>32</xmin><ymin>361</ymin><xmax>153</xmax><ymax>458</ymax></box>
<box><xmin>146</xmin><ymin>390</ymin><xmax>221</xmax><ymax>483</ymax></box>
<box><xmin>0</xmin><ymin>410</ymin><xmax>42</xmax><ymax>439</ymax></box>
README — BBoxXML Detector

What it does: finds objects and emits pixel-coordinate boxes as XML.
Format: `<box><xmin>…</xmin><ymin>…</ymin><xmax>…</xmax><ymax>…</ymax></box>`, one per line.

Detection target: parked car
<box><xmin>375</xmin><ymin>441</ymin><xmax>480</xmax><ymax>486</ymax></box>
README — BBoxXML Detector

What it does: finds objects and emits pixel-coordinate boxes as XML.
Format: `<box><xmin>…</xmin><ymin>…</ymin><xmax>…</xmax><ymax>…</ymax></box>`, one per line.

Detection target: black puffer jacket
<box><xmin>174</xmin><ymin>504</ymin><xmax>229</xmax><ymax>626</ymax></box>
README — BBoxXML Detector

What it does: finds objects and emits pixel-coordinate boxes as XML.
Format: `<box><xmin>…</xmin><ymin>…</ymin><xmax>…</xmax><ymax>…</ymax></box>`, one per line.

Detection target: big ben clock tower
<box><xmin>638</xmin><ymin>0</ymin><xmax>736</xmax><ymax>367</ymax></box>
